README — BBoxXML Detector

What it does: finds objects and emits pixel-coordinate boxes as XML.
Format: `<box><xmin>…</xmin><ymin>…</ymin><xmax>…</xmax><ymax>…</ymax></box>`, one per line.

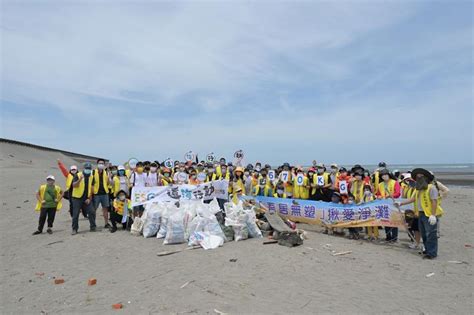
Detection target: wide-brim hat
<box><xmin>411</xmin><ymin>168</ymin><xmax>434</xmax><ymax>182</ymax></box>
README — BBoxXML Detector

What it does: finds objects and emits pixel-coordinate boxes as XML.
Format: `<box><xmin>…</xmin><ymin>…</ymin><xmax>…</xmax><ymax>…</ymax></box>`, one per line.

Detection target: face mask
<box><xmin>308</xmin><ymin>172</ymin><xmax>314</xmax><ymax>177</ymax></box>
<box><xmin>97</xmin><ymin>163</ymin><xmax>105</xmax><ymax>170</ymax></box>
<box><xmin>317</xmin><ymin>169</ymin><xmax>324</xmax><ymax>174</ymax></box>
<box><xmin>150</xmin><ymin>167</ymin><xmax>157</xmax><ymax>173</ymax></box>
<box><xmin>355</xmin><ymin>175</ymin><xmax>362</xmax><ymax>181</ymax></box>
<box><xmin>277</xmin><ymin>189</ymin><xmax>284</xmax><ymax>194</ymax></box>
<box><xmin>118</xmin><ymin>195</ymin><xmax>126</xmax><ymax>201</ymax></box>
<box><xmin>208</xmin><ymin>168</ymin><xmax>214</xmax><ymax>173</ymax></box>
<box><xmin>70</xmin><ymin>170</ymin><xmax>77</xmax><ymax>175</ymax></box>
<box><xmin>348</xmin><ymin>200</ymin><xmax>354</xmax><ymax>204</ymax></box>
<box><xmin>415</xmin><ymin>177</ymin><xmax>428</xmax><ymax>190</ymax></box>
<box><xmin>180</xmin><ymin>167</ymin><xmax>185</xmax><ymax>172</ymax></box>
<box><xmin>164</xmin><ymin>173</ymin><xmax>170</xmax><ymax>178</ymax></box>
<box><xmin>244</xmin><ymin>172</ymin><xmax>250</xmax><ymax>177</ymax></box>
<box><xmin>111</xmin><ymin>170</ymin><xmax>118</xmax><ymax>176</ymax></box>
<box><xmin>331</xmin><ymin>169</ymin><xmax>337</xmax><ymax>174</ymax></box>
<box><xmin>364</xmin><ymin>190</ymin><xmax>371</xmax><ymax>195</ymax></box>
<box><xmin>191</xmin><ymin>175</ymin><xmax>196</xmax><ymax>179</ymax></box>
<box><xmin>221</xmin><ymin>168</ymin><xmax>227</xmax><ymax>173</ymax></box>
<box><xmin>83</xmin><ymin>169</ymin><xmax>91</xmax><ymax>175</ymax></box>
<box><xmin>382</xmin><ymin>175</ymin><xmax>389</xmax><ymax>181</ymax></box>
<box><xmin>137</xmin><ymin>167</ymin><xmax>144</xmax><ymax>173</ymax></box>
<box><xmin>118</xmin><ymin>170</ymin><xmax>125</xmax><ymax>176</ymax></box>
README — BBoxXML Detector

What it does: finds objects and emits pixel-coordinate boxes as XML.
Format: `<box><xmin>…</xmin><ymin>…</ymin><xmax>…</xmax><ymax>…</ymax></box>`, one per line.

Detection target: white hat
<box><xmin>330</xmin><ymin>163</ymin><xmax>338</xmax><ymax>168</ymax></box>
<box><xmin>46</xmin><ymin>175</ymin><xmax>55</xmax><ymax>181</ymax></box>
<box><xmin>70</xmin><ymin>165</ymin><xmax>78</xmax><ymax>171</ymax></box>
<box><xmin>118</xmin><ymin>165</ymin><xmax>125</xmax><ymax>171</ymax></box>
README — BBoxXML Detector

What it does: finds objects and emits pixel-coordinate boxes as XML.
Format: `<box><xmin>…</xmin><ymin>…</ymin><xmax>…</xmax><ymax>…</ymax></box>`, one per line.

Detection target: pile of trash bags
<box><xmin>135</xmin><ymin>198</ymin><xmax>262</xmax><ymax>250</ymax></box>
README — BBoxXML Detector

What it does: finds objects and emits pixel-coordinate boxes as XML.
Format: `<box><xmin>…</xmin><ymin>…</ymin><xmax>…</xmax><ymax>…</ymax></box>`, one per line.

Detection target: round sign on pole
<box><xmin>178</xmin><ymin>172</ymin><xmax>188</xmax><ymax>183</ymax></box>
<box><xmin>128</xmin><ymin>158</ymin><xmax>139</xmax><ymax>169</ymax></box>
<box><xmin>164</xmin><ymin>158</ymin><xmax>173</xmax><ymax>169</ymax></box>
<box><xmin>206</xmin><ymin>152</ymin><xmax>215</xmax><ymax>163</ymax></box>
<box><xmin>234</xmin><ymin>150</ymin><xmax>244</xmax><ymax>160</ymax></box>
<box><xmin>184</xmin><ymin>151</ymin><xmax>195</xmax><ymax>162</ymax></box>
<box><xmin>197</xmin><ymin>172</ymin><xmax>207</xmax><ymax>182</ymax></box>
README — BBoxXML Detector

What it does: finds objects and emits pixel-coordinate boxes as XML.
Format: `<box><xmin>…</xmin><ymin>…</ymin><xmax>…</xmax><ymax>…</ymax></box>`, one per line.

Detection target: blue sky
<box><xmin>1</xmin><ymin>1</ymin><xmax>472</xmax><ymax>166</ymax></box>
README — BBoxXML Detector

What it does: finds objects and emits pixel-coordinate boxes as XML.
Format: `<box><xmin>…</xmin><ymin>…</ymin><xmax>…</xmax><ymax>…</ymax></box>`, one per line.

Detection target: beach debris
<box><xmin>214</xmin><ymin>309</ymin><xmax>228</xmax><ymax>315</ymax></box>
<box><xmin>447</xmin><ymin>260</ymin><xmax>468</xmax><ymax>264</ymax></box>
<box><xmin>46</xmin><ymin>240</ymin><xmax>63</xmax><ymax>246</ymax></box>
<box><xmin>16</xmin><ymin>206</ymin><xmax>21</xmax><ymax>209</ymax></box>
<box><xmin>54</xmin><ymin>278</ymin><xmax>65</xmax><ymax>284</ymax></box>
<box><xmin>35</xmin><ymin>272</ymin><xmax>45</xmax><ymax>276</ymax></box>
<box><xmin>88</xmin><ymin>278</ymin><xmax>97</xmax><ymax>286</ymax></box>
<box><xmin>180</xmin><ymin>280</ymin><xmax>195</xmax><ymax>289</ymax></box>
<box><xmin>229</xmin><ymin>258</ymin><xmax>238</xmax><ymax>262</ymax></box>
<box><xmin>23</xmin><ymin>200</ymin><xmax>29</xmax><ymax>203</ymax></box>
<box><xmin>263</xmin><ymin>240</ymin><xmax>278</xmax><ymax>245</ymax></box>
<box><xmin>112</xmin><ymin>303</ymin><xmax>123</xmax><ymax>310</ymax></box>
<box><xmin>332</xmin><ymin>251</ymin><xmax>352</xmax><ymax>256</ymax></box>
<box><xmin>157</xmin><ymin>245</ymin><xmax>201</xmax><ymax>256</ymax></box>
<box><xmin>464</xmin><ymin>244</ymin><xmax>473</xmax><ymax>248</ymax></box>
<box><xmin>425</xmin><ymin>273</ymin><xmax>435</xmax><ymax>278</ymax></box>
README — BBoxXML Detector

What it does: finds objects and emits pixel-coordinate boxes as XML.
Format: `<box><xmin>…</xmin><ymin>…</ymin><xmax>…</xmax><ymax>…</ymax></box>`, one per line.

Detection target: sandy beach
<box><xmin>0</xmin><ymin>141</ymin><xmax>473</xmax><ymax>314</ymax></box>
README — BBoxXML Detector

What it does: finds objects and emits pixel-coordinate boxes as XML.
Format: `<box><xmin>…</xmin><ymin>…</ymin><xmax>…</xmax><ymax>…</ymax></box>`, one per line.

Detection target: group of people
<box><xmin>33</xmin><ymin>158</ymin><xmax>448</xmax><ymax>259</ymax></box>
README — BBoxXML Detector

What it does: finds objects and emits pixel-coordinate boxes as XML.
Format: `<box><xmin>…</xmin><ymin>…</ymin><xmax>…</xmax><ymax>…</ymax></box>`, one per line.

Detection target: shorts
<box><xmin>93</xmin><ymin>194</ymin><xmax>110</xmax><ymax>210</ymax></box>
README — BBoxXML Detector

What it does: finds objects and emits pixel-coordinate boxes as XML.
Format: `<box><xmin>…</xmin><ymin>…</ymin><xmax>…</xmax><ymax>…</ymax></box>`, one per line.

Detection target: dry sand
<box><xmin>0</xmin><ymin>141</ymin><xmax>473</xmax><ymax>314</ymax></box>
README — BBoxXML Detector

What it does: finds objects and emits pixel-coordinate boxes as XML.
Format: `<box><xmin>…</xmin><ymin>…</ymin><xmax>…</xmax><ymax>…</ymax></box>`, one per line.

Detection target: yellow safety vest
<box><xmin>93</xmin><ymin>169</ymin><xmax>110</xmax><ymax>194</ymax></box>
<box><xmin>113</xmin><ymin>176</ymin><xmax>130</xmax><ymax>197</ymax></box>
<box><xmin>414</xmin><ymin>184</ymin><xmax>443</xmax><ymax>217</ymax></box>
<box><xmin>293</xmin><ymin>175</ymin><xmax>309</xmax><ymax>199</ymax></box>
<box><xmin>378</xmin><ymin>180</ymin><xmax>396</xmax><ymax>199</ymax></box>
<box><xmin>35</xmin><ymin>184</ymin><xmax>63</xmax><ymax>211</ymax></box>
<box><xmin>254</xmin><ymin>175</ymin><xmax>273</xmax><ymax>196</ymax></box>
<box><xmin>72</xmin><ymin>172</ymin><xmax>93</xmax><ymax>199</ymax></box>
<box><xmin>351</xmin><ymin>179</ymin><xmax>365</xmax><ymax>204</ymax></box>
<box><xmin>113</xmin><ymin>199</ymin><xmax>131</xmax><ymax>215</ymax></box>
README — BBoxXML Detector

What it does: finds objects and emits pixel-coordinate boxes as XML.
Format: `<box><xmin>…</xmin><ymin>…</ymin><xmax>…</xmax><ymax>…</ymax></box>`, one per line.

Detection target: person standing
<box><xmin>92</xmin><ymin>159</ymin><xmax>112</xmax><ymax>229</ymax></box>
<box><xmin>376</xmin><ymin>168</ymin><xmax>401</xmax><ymax>242</ymax></box>
<box><xmin>71</xmin><ymin>162</ymin><xmax>94</xmax><ymax>235</ymax></box>
<box><xmin>33</xmin><ymin>175</ymin><xmax>63</xmax><ymax>235</ymax></box>
<box><xmin>129</xmin><ymin>161</ymin><xmax>147</xmax><ymax>217</ymax></box>
<box><xmin>396</xmin><ymin>168</ymin><xmax>443</xmax><ymax>259</ymax></box>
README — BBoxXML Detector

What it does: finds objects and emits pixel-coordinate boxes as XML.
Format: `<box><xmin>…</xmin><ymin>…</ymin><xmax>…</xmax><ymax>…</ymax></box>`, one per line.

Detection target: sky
<box><xmin>1</xmin><ymin>0</ymin><xmax>473</xmax><ymax>166</ymax></box>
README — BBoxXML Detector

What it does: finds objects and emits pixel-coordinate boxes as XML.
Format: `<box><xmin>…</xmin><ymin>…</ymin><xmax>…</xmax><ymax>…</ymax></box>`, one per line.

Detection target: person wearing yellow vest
<box><xmin>400</xmin><ymin>174</ymin><xmax>422</xmax><ymax>250</ymax></box>
<box><xmin>110</xmin><ymin>190</ymin><xmax>133</xmax><ymax>233</ymax></box>
<box><xmin>160</xmin><ymin>168</ymin><xmax>174</xmax><ymax>186</ymax></box>
<box><xmin>33</xmin><ymin>175</ymin><xmax>63</xmax><ymax>235</ymax></box>
<box><xmin>350</xmin><ymin>169</ymin><xmax>365</xmax><ymax>204</ymax></box>
<box><xmin>372</xmin><ymin>162</ymin><xmax>386</xmax><ymax>195</ymax></box>
<box><xmin>92</xmin><ymin>159</ymin><xmax>112</xmax><ymax>229</ymax></box>
<box><xmin>254</xmin><ymin>169</ymin><xmax>273</xmax><ymax>197</ymax></box>
<box><xmin>273</xmin><ymin>181</ymin><xmax>287</xmax><ymax>198</ymax></box>
<box><xmin>65</xmin><ymin>165</ymin><xmax>88</xmax><ymax>219</ymax></box>
<box><xmin>113</xmin><ymin>165</ymin><xmax>131</xmax><ymax>196</ymax></box>
<box><xmin>361</xmin><ymin>185</ymin><xmax>379</xmax><ymax>240</ymax></box>
<box><xmin>293</xmin><ymin>167</ymin><xmax>309</xmax><ymax>199</ymax></box>
<box><xmin>376</xmin><ymin>168</ymin><xmax>401</xmax><ymax>243</ymax></box>
<box><xmin>396</xmin><ymin>168</ymin><xmax>443</xmax><ymax>259</ymax></box>
<box><xmin>314</xmin><ymin>163</ymin><xmax>332</xmax><ymax>201</ymax></box>
<box><xmin>71</xmin><ymin>162</ymin><xmax>95</xmax><ymax>235</ymax></box>
<box><xmin>205</xmin><ymin>163</ymin><xmax>218</xmax><ymax>182</ymax></box>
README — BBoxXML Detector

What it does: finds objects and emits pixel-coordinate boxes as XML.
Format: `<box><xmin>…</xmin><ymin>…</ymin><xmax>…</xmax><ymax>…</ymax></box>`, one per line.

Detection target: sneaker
<box><xmin>46</xmin><ymin>228</ymin><xmax>53</xmax><ymax>234</ymax></box>
<box><xmin>110</xmin><ymin>226</ymin><xmax>117</xmax><ymax>233</ymax></box>
<box><xmin>90</xmin><ymin>227</ymin><xmax>96</xmax><ymax>232</ymax></box>
<box><xmin>104</xmin><ymin>223</ymin><xmax>111</xmax><ymax>229</ymax></box>
<box><xmin>32</xmin><ymin>230</ymin><xmax>42</xmax><ymax>235</ymax></box>
<box><xmin>409</xmin><ymin>243</ymin><xmax>418</xmax><ymax>249</ymax></box>
<box><xmin>71</xmin><ymin>230</ymin><xmax>78</xmax><ymax>235</ymax></box>
<box><xmin>423</xmin><ymin>254</ymin><xmax>436</xmax><ymax>260</ymax></box>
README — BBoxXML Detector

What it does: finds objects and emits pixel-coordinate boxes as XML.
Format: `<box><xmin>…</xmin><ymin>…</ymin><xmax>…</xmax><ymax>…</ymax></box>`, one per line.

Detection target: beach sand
<box><xmin>0</xmin><ymin>142</ymin><xmax>473</xmax><ymax>314</ymax></box>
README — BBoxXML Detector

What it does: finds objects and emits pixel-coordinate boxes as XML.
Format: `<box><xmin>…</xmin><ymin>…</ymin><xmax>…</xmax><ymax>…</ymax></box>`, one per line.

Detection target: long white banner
<box><xmin>131</xmin><ymin>180</ymin><xmax>229</xmax><ymax>206</ymax></box>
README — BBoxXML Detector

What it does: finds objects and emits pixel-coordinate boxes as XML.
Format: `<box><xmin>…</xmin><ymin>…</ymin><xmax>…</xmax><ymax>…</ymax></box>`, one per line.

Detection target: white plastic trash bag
<box><xmin>163</xmin><ymin>209</ymin><xmax>186</xmax><ymax>245</ymax></box>
<box><xmin>142</xmin><ymin>202</ymin><xmax>164</xmax><ymax>238</ymax></box>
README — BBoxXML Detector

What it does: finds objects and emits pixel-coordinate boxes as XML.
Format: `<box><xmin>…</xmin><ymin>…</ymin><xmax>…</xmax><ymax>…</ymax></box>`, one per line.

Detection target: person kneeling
<box><xmin>110</xmin><ymin>190</ymin><xmax>133</xmax><ymax>233</ymax></box>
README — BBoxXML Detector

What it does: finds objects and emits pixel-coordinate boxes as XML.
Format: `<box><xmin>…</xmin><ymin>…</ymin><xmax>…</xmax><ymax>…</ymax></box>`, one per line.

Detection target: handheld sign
<box><xmin>296</xmin><ymin>174</ymin><xmax>304</xmax><ymax>186</ymax></box>
<box><xmin>206</xmin><ymin>152</ymin><xmax>215</xmax><ymax>163</ymax></box>
<box><xmin>234</xmin><ymin>150</ymin><xmax>244</xmax><ymax>160</ymax></box>
<box><xmin>184</xmin><ymin>151</ymin><xmax>195</xmax><ymax>162</ymax></box>
<box><xmin>128</xmin><ymin>158</ymin><xmax>138</xmax><ymax>169</ymax></box>
<box><xmin>317</xmin><ymin>175</ymin><xmax>325</xmax><ymax>186</ymax></box>
<box><xmin>177</xmin><ymin>172</ymin><xmax>188</xmax><ymax>183</ymax></box>
<box><xmin>339</xmin><ymin>180</ymin><xmax>348</xmax><ymax>195</ymax></box>
<box><xmin>281</xmin><ymin>171</ymin><xmax>289</xmax><ymax>183</ymax></box>
<box><xmin>164</xmin><ymin>159</ymin><xmax>173</xmax><ymax>169</ymax></box>
<box><xmin>197</xmin><ymin>172</ymin><xmax>207</xmax><ymax>182</ymax></box>
<box><xmin>268</xmin><ymin>170</ymin><xmax>275</xmax><ymax>181</ymax></box>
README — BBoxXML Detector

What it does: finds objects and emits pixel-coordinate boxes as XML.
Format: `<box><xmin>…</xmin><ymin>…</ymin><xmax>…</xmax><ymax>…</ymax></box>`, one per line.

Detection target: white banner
<box><xmin>131</xmin><ymin>180</ymin><xmax>229</xmax><ymax>206</ymax></box>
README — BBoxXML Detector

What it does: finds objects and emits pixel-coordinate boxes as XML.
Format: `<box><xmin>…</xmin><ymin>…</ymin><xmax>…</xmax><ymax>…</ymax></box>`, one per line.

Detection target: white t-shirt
<box><xmin>130</xmin><ymin>172</ymin><xmax>147</xmax><ymax>187</ymax></box>
<box><xmin>146</xmin><ymin>173</ymin><xmax>159</xmax><ymax>187</ymax></box>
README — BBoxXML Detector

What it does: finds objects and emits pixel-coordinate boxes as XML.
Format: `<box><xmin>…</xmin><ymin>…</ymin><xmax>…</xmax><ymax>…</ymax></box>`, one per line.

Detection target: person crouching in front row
<box><xmin>110</xmin><ymin>190</ymin><xmax>133</xmax><ymax>233</ymax></box>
